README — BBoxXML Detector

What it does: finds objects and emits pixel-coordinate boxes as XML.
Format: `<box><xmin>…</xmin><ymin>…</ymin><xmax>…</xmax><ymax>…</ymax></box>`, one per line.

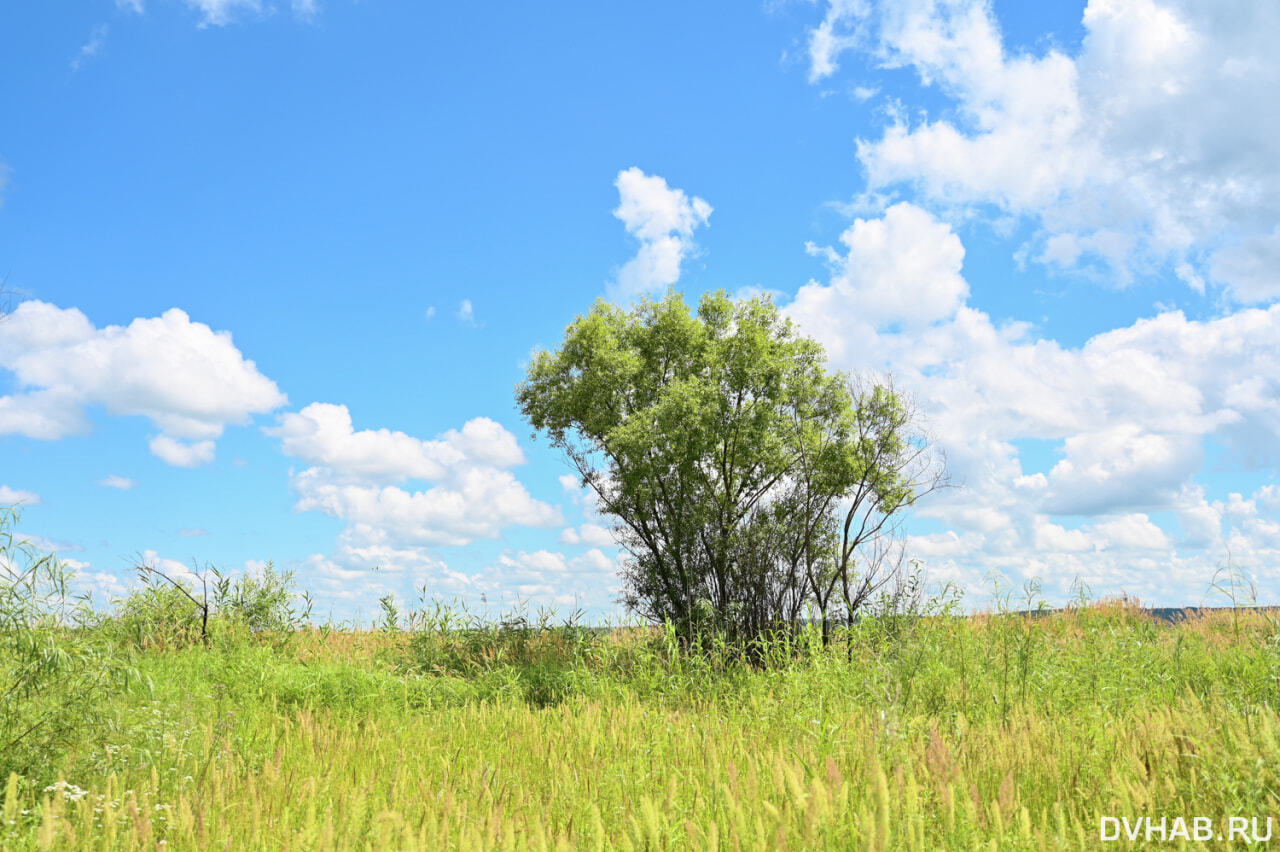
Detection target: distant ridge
<box><xmin>1006</xmin><ymin>605</ymin><xmax>1280</xmax><ymax>623</ymax></box>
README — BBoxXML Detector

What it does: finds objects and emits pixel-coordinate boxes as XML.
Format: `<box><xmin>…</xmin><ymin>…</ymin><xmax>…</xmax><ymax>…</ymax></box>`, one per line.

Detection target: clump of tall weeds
<box><xmin>0</xmin><ymin>507</ymin><xmax>140</xmax><ymax>783</ymax></box>
<box><xmin>403</xmin><ymin>598</ymin><xmax>601</xmax><ymax>707</ymax></box>
<box><xmin>109</xmin><ymin>559</ymin><xmax>308</xmax><ymax>651</ymax></box>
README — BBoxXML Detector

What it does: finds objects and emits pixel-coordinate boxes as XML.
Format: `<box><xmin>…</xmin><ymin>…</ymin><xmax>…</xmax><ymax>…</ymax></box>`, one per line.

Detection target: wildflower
<box><xmin>42</xmin><ymin>781</ymin><xmax>89</xmax><ymax>802</ymax></box>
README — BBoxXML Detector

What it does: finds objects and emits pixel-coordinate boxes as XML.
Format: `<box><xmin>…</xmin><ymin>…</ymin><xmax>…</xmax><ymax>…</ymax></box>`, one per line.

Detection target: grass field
<box><xmin>3</xmin><ymin>585</ymin><xmax>1278</xmax><ymax>850</ymax></box>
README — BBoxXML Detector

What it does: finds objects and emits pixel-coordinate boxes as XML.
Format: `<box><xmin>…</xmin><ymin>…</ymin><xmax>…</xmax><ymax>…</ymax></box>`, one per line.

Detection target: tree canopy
<box><xmin>517</xmin><ymin>290</ymin><xmax>943</xmax><ymax>646</ymax></box>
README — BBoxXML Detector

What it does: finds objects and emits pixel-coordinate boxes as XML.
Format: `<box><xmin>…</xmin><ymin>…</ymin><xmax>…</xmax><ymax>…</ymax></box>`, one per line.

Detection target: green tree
<box><xmin>517</xmin><ymin>290</ymin><xmax>942</xmax><ymax>647</ymax></box>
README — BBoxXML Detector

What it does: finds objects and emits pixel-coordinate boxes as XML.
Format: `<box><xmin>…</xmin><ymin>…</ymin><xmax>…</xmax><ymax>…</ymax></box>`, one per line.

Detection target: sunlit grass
<box><xmin>3</xmin><ymin>600</ymin><xmax>1278</xmax><ymax>849</ymax></box>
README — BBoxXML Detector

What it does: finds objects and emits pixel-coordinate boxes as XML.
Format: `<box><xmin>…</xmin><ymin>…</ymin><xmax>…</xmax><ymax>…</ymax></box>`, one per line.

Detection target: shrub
<box><xmin>111</xmin><ymin>559</ymin><xmax>305</xmax><ymax>650</ymax></box>
<box><xmin>0</xmin><ymin>507</ymin><xmax>139</xmax><ymax>781</ymax></box>
<box><xmin>112</xmin><ymin>571</ymin><xmax>206</xmax><ymax>650</ymax></box>
<box><xmin>216</xmin><ymin>560</ymin><xmax>306</xmax><ymax>634</ymax></box>
<box><xmin>404</xmin><ymin>601</ymin><xmax>600</xmax><ymax>707</ymax></box>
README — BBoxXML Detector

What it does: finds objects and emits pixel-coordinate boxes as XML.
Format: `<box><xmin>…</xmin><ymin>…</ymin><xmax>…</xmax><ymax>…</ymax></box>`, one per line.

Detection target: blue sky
<box><xmin>3</xmin><ymin>0</ymin><xmax>1278</xmax><ymax>621</ymax></box>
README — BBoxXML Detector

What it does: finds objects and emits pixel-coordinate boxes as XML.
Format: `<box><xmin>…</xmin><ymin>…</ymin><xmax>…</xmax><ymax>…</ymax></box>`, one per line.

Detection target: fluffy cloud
<box><xmin>268</xmin><ymin>403</ymin><xmax>523</xmax><ymax>483</ymax></box>
<box><xmin>267</xmin><ymin>405</ymin><xmax>624</xmax><ymax>615</ymax></box>
<box><xmin>1038</xmin><ymin>427</ymin><xmax>1201</xmax><ymax>515</ymax></box>
<box><xmin>1173</xmin><ymin>486</ymin><xmax>1222</xmax><ymax>547</ymax></box>
<box><xmin>1092</xmin><ymin>513</ymin><xmax>1171</xmax><ymax>550</ymax></box>
<box><xmin>0</xmin><ymin>301</ymin><xmax>286</xmax><ymax>464</ymax></box>
<box><xmin>291</xmin><ymin>466</ymin><xmax>560</xmax><ymax>547</ymax></box>
<box><xmin>293</xmin><ymin>541</ymin><xmax>622</xmax><ymax>618</ymax></box>
<box><xmin>555</xmin><ymin>473</ymin><xmax>620</xmax><ymax>547</ymax></box>
<box><xmin>53</xmin><ymin>558</ymin><xmax>131</xmax><ymax>603</ymax></box>
<box><xmin>0</xmin><ymin>390</ymin><xmax>87</xmax><ymax>439</ymax></box>
<box><xmin>273</xmin><ymin>404</ymin><xmax>559</xmax><ymax>549</ymax></box>
<box><xmin>808</xmin><ymin>0</ymin><xmax>865</xmax><ymax>82</ymax></box>
<box><xmin>149</xmin><ymin>436</ymin><xmax>217</xmax><ymax>467</ymax></box>
<box><xmin>1256</xmin><ymin>486</ymin><xmax>1280</xmax><ymax>511</ymax></box>
<box><xmin>0</xmin><ymin>485</ymin><xmax>40</xmax><ymax>505</ymax></box>
<box><xmin>794</xmin><ymin>205</ymin><xmax>1280</xmax><ymax>495</ymax></box>
<box><xmin>1032</xmin><ymin>519</ymin><xmax>1092</xmax><ymax>553</ymax></box>
<box><xmin>782</xmin><ymin>203</ymin><xmax>1280</xmax><ymax>604</ymax></box>
<box><xmin>494</xmin><ymin>547</ymin><xmax>620</xmax><ymax>607</ymax></box>
<box><xmin>808</xmin><ymin>0</ymin><xmax>1280</xmax><ymax>300</ymax></box>
<box><xmin>1210</xmin><ymin>227</ymin><xmax>1280</xmax><ymax>304</ymax></box>
<box><xmin>296</xmin><ymin>553</ymin><xmax>397</xmax><ymax>606</ymax></box>
<box><xmin>285</xmin><ymin>532</ymin><xmax>622</xmax><ymax>618</ymax></box>
<box><xmin>791</xmin><ymin>202</ymin><xmax>967</xmax><ymax>364</ymax></box>
<box><xmin>324</xmin><ymin>528</ymin><xmax>450</xmax><ymax>577</ymax></box>
<box><xmin>559</xmin><ymin>522</ymin><xmax>616</xmax><ymax>547</ymax></box>
<box><xmin>908</xmin><ymin>530</ymin><xmax>986</xmax><ymax>558</ymax></box>
<box><xmin>610</xmin><ymin>167</ymin><xmax>712</xmax><ymax>300</ymax></box>
<box><xmin>137</xmin><ymin>549</ymin><xmax>203</xmax><ymax>586</ymax></box>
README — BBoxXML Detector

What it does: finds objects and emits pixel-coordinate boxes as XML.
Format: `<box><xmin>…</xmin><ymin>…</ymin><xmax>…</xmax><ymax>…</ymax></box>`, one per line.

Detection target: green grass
<box><xmin>3</xmin><ymin>599</ymin><xmax>1278</xmax><ymax>850</ymax></box>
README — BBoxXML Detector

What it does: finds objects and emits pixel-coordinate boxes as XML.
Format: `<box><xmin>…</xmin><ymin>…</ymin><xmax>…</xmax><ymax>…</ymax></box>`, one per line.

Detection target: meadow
<box><xmin>3</xmin><ymin>538</ymin><xmax>1279</xmax><ymax>851</ymax></box>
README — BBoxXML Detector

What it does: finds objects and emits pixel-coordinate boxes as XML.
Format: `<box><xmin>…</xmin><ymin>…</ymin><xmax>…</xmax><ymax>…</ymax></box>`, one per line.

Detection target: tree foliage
<box><xmin>518</xmin><ymin>291</ymin><xmax>944</xmax><ymax>647</ymax></box>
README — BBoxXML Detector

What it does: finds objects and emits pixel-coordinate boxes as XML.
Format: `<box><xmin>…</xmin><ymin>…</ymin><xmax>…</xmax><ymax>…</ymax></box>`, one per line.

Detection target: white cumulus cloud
<box><xmin>291</xmin><ymin>466</ymin><xmax>560</xmax><ymax>548</ymax></box>
<box><xmin>0</xmin><ymin>301</ymin><xmax>285</xmax><ymax>465</ymax></box>
<box><xmin>808</xmin><ymin>0</ymin><xmax>1280</xmax><ymax>300</ymax></box>
<box><xmin>790</xmin><ymin>202</ymin><xmax>967</xmax><ymax>364</ymax></box>
<box><xmin>148</xmin><ymin>436</ymin><xmax>216</xmax><ymax>468</ymax></box>
<box><xmin>268</xmin><ymin>404</ymin><xmax>523</xmax><ymax>483</ymax></box>
<box><xmin>610</xmin><ymin>167</ymin><xmax>712</xmax><ymax>300</ymax></box>
<box><xmin>0</xmin><ymin>485</ymin><xmax>40</xmax><ymax>505</ymax></box>
<box><xmin>1032</xmin><ymin>519</ymin><xmax>1094</xmax><ymax>553</ymax></box>
<box><xmin>1091</xmin><ymin>513</ymin><xmax>1172</xmax><ymax>551</ymax></box>
<box><xmin>783</xmin><ymin>203</ymin><xmax>1280</xmax><ymax>604</ymax></box>
<box><xmin>559</xmin><ymin>522</ymin><xmax>616</xmax><ymax>547</ymax></box>
<box><xmin>272</xmin><ymin>404</ymin><xmax>559</xmax><ymax>549</ymax></box>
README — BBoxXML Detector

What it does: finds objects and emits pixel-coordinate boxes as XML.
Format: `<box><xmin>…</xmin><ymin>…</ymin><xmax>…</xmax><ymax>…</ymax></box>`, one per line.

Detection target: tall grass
<box><xmin>3</xmin><ymin>514</ymin><xmax>1278</xmax><ymax>848</ymax></box>
<box><xmin>2</xmin><ymin>589</ymin><xmax>1277</xmax><ymax>849</ymax></box>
